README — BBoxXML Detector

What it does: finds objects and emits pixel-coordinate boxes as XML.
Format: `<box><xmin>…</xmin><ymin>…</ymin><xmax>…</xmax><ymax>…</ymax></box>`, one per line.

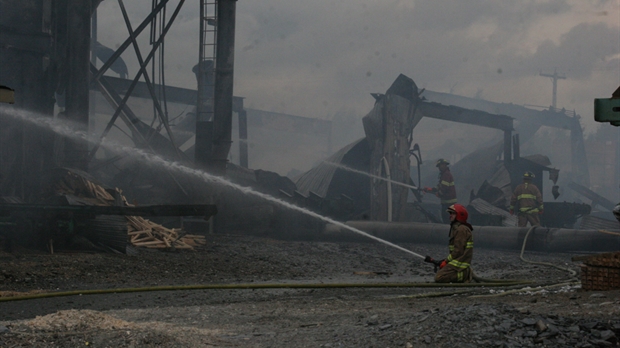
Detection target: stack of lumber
<box><xmin>54</xmin><ymin>170</ymin><xmax>117</xmax><ymax>205</ymax></box>
<box><xmin>576</xmin><ymin>252</ymin><xmax>620</xmax><ymax>291</ymax></box>
<box><xmin>127</xmin><ymin>216</ymin><xmax>206</xmax><ymax>250</ymax></box>
<box><xmin>53</xmin><ymin>169</ymin><xmax>207</xmax><ymax>251</ymax></box>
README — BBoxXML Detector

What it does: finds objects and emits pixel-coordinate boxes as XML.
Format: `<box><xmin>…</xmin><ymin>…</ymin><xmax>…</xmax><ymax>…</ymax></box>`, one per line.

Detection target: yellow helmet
<box><xmin>436</xmin><ymin>158</ymin><xmax>450</xmax><ymax>167</ymax></box>
<box><xmin>523</xmin><ymin>171</ymin><xmax>535</xmax><ymax>180</ymax></box>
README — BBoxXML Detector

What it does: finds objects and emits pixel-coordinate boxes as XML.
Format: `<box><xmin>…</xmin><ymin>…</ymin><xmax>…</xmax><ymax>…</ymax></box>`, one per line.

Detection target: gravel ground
<box><xmin>1</xmin><ymin>233</ymin><xmax>619</xmax><ymax>347</ymax></box>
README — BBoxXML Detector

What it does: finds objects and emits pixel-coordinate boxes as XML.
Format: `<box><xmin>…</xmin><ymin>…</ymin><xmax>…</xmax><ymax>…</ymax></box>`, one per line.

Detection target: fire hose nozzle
<box><xmin>424</xmin><ymin>255</ymin><xmax>441</xmax><ymax>273</ymax></box>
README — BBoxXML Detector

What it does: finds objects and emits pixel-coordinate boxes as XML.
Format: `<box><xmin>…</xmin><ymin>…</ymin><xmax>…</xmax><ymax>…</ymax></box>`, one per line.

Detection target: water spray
<box><xmin>0</xmin><ymin>106</ymin><xmax>426</xmax><ymax>260</ymax></box>
<box><xmin>323</xmin><ymin>161</ymin><xmax>419</xmax><ymax>191</ymax></box>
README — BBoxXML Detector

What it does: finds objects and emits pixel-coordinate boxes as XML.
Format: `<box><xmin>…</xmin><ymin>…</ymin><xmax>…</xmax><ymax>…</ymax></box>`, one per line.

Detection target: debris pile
<box><xmin>127</xmin><ymin>215</ymin><xmax>206</xmax><ymax>250</ymax></box>
<box><xmin>53</xmin><ymin>169</ymin><xmax>206</xmax><ymax>251</ymax></box>
<box><xmin>25</xmin><ymin>309</ymin><xmax>134</xmax><ymax>331</ymax></box>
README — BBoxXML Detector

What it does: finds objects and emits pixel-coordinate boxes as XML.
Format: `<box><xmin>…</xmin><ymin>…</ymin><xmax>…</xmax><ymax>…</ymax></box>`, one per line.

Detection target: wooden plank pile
<box><xmin>53</xmin><ymin>169</ymin><xmax>207</xmax><ymax>251</ymax></box>
<box><xmin>577</xmin><ymin>252</ymin><xmax>620</xmax><ymax>291</ymax></box>
<box><xmin>127</xmin><ymin>215</ymin><xmax>206</xmax><ymax>250</ymax></box>
<box><xmin>54</xmin><ymin>170</ymin><xmax>118</xmax><ymax>205</ymax></box>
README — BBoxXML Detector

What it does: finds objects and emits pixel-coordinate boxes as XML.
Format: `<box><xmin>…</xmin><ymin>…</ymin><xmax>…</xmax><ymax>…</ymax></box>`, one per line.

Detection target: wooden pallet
<box><xmin>583</xmin><ymin>252</ymin><xmax>620</xmax><ymax>268</ymax></box>
<box><xmin>580</xmin><ymin>264</ymin><xmax>620</xmax><ymax>291</ymax></box>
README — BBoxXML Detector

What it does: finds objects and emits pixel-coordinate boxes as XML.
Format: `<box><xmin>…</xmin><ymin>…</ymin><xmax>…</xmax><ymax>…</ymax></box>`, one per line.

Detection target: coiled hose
<box><xmin>470</xmin><ymin>226</ymin><xmax>580</xmax><ymax>298</ymax></box>
<box><xmin>519</xmin><ymin>226</ymin><xmax>577</xmax><ymax>279</ymax></box>
<box><xmin>471</xmin><ymin>225</ymin><xmax>577</xmax><ymax>283</ymax></box>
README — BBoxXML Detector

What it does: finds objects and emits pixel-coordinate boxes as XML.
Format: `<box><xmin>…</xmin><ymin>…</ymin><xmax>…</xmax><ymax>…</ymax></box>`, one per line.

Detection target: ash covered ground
<box><xmin>1</xmin><ymin>234</ymin><xmax>619</xmax><ymax>347</ymax></box>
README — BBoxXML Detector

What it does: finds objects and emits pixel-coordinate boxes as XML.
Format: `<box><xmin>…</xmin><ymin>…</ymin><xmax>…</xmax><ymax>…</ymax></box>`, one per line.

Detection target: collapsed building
<box><xmin>295</xmin><ymin>74</ymin><xmax>620</xmax><ymax>252</ymax></box>
<box><xmin>0</xmin><ymin>2</ymin><xmax>619</xmax><ymax>255</ymax></box>
<box><xmin>0</xmin><ymin>0</ymin><xmax>324</xmax><ymax>251</ymax></box>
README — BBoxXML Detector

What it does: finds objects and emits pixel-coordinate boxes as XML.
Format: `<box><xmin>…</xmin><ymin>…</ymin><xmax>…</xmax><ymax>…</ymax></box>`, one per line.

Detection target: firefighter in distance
<box><xmin>423</xmin><ymin>158</ymin><xmax>457</xmax><ymax>223</ymax></box>
<box><xmin>510</xmin><ymin>171</ymin><xmax>543</xmax><ymax>227</ymax></box>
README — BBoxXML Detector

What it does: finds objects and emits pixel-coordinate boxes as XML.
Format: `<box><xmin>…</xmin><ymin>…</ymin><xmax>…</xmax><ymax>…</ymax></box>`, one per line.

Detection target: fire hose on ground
<box><xmin>0</xmin><ymin>228</ymin><xmax>580</xmax><ymax>303</ymax></box>
<box><xmin>0</xmin><ymin>280</ymin><xmax>538</xmax><ymax>303</ymax></box>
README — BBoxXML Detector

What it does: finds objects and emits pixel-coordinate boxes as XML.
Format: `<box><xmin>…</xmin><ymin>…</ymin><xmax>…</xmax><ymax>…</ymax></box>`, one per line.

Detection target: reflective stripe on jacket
<box><xmin>509</xmin><ymin>182</ymin><xmax>543</xmax><ymax>214</ymax></box>
<box><xmin>445</xmin><ymin>222</ymin><xmax>473</xmax><ymax>270</ymax></box>
<box><xmin>437</xmin><ymin>169</ymin><xmax>457</xmax><ymax>204</ymax></box>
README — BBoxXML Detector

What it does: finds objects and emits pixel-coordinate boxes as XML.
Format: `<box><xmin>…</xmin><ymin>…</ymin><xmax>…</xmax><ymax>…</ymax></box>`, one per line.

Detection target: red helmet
<box><xmin>447</xmin><ymin>203</ymin><xmax>468</xmax><ymax>223</ymax></box>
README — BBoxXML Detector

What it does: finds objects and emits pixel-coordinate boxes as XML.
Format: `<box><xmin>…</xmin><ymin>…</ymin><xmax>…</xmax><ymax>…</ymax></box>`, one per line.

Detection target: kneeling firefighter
<box><xmin>424</xmin><ymin>204</ymin><xmax>474</xmax><ymax>283</ymax></box>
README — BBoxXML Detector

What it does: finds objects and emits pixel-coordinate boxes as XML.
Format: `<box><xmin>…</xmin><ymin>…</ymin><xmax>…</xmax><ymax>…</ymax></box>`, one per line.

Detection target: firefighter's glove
<box><xmin>422</xmin><ymin>187</ymin><xmax>435</xmax><ymax>194</ymax></box>
<box><xmin>509</xmin><ymin>209</ymin><xmax>514</xmax><ymax>215</ymax></box>
<box><xmin>439</xmin><ymin>260</ymin><xmax>447</xmax><ymax>269</ymax></box>
<box><xmin>424</xmin><ymin>256</ymin><xmax>441</xmax><ymax>273</ymax></box>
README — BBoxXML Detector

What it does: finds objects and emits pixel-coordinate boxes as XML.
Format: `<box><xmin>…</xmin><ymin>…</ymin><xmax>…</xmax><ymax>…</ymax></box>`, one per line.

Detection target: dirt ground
<box><xmin>1</xmin><ymin>233</ymin><xmax>619</xmax><ymax>347</ymax></box>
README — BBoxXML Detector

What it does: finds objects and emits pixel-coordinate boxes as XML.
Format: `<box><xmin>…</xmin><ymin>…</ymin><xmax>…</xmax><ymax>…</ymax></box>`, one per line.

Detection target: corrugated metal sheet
<box><xmin>295</xmin><ymin>138</ymin><xmax>366</xmax><ymax>198</ymax></box>
<box><xmin>579</xmin><ymin>215</ymin><xmax>620</xmax><ymax>231</ymax></box>
<box><xmin>469</xmin><ymin>198</ymin><xmax>517</xmax><ymax>227</ymax></box>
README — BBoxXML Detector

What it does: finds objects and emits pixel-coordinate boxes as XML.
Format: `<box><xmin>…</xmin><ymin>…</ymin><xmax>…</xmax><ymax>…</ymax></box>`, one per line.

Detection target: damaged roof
<box><xmin>295</xmin><ymin>138</ymin><xmax>367</xmax><ymax>198</ymax></box>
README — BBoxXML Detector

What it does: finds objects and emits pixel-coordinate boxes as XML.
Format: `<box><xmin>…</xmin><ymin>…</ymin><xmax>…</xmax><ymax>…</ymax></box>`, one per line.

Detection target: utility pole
<box><xmin>539</xmin><ymin>68</ymin><xmax>566</xmax><ymax>109</ymax></box>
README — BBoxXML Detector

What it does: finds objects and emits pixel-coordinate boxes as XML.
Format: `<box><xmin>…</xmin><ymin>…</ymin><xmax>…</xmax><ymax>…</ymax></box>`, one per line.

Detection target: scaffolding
<box><xmin>197</xmin><ymin>0</ymin><xmax>218</xmax><ymax>123</ymax></box>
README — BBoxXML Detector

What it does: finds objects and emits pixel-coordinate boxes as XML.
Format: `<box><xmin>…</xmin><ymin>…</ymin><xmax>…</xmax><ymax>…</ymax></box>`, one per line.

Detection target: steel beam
<box><xmin>416</xmin><ymin>101</ymin><xmax>514</xmax><ymax>132</ymax></box>
<box><xmin>118</xmin><ymin>0</ymin><xmax>181</xmax><ymax>157</ymax></box>
<box><xmin>87</xmin><ymin>0</ymin><xmax>185</xmax><ymax>161</ymax></box>
<box><xmin>238</xmin><ymin>108</ymin><xmax>248</xmax><ymax>168</ymax></box>
<box><xmin>91</xmin><ymin>67</ymin><xmax>189</xmax><ymax>196</ymax></box>
<box><xmin>64</xmin><ymin>0</ymin><xmax>92</xmax><ymax>171</ymax></box>
<box><xmin>92</xmin><ymin>75</ymin><xmax>245</xmax><ymax>111</ymax></box>
<box><xmin>91</xmin><ymin>0</ymin><xmax>170</xmax><ymax>82</ymax></box>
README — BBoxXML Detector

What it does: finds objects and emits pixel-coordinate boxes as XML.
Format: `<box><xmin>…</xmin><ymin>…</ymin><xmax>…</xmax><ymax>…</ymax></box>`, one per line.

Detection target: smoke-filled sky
<box><xmin>96</xmin><ymin>0</ymin><xmax>620</xmax><ymax>134</ymax></box>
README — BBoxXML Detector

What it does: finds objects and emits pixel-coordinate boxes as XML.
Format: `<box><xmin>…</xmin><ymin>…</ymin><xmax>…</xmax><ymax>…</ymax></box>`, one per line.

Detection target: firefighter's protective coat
<box><xmin>510</xmin><ymin>182</ymin><xmax>543</xmax><ymax>227</ymax></box>
<box><xmin>435</xmin><ymin>221</ymin><xmax>473</xmax><ymax>283</ymax></box>
<box><xmin>437</xmin><ymin>168</ymin><xmax>457</xmax><ymax>205</ymax></box>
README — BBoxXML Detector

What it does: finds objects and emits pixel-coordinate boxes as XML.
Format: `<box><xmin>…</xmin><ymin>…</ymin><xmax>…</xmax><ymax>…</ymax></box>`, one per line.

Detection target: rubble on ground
<box><xmin>1</xmin><ymin>235</ymin><xmax>619</xmax><ymax>347</ymax></box>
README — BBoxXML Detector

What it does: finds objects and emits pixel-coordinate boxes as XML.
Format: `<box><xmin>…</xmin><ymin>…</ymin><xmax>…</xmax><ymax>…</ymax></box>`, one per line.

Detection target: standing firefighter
<box><xmin>435</xmin><ymin>159</ymin><xmax>457</xmax><ymax>223</ymax></box>
<box><xmin>510</xmin><ymin>171</ymin><xmax>544</xmax><ymax>227</ymax></box>
<box><xmin>429</xmin><ymin>204</ymin><xmax>474</xmax><ymax>283</ymax></box>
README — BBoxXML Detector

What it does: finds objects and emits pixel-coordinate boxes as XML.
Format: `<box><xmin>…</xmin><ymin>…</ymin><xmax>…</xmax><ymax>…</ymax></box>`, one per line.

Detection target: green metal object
<box><xmin>594</xmin><ymin>86</ymin><xmax>620</xmax><ymax>126</ymax></box>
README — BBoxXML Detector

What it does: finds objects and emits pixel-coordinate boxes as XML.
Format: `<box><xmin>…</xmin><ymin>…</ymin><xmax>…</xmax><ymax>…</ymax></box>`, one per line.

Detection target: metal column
<box><xmin>0</xmin><ymin>0</ymin><xmax>55</xmax><ymax>201</ymax></box>
<box><xmin>64</xmin><ymin>0</ymin><xmax>92</xmax><ymax>171</ymax></box>
<box><xmin>503</xmin><ymin>130</ymin><xmax>512</xmax><ymax>165</ymax></box>
<box><xmin>195</xmin><ymin>0</ymin><xmax>217</xmax><ymax>169</ymax></box>
<box><xmin>210</xmin><ymin>0</ymin><xmax>237</xmax><ymax>175</ymax></box>
<box><xmin>89</xmin><ymin>7</ymin><xmax>98</xmax><ymax>139</ymax></box>
<box><xmin>238</xmin><ymin>108</ymin><xmax>248</xmax><ymax>168</ymax></box>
